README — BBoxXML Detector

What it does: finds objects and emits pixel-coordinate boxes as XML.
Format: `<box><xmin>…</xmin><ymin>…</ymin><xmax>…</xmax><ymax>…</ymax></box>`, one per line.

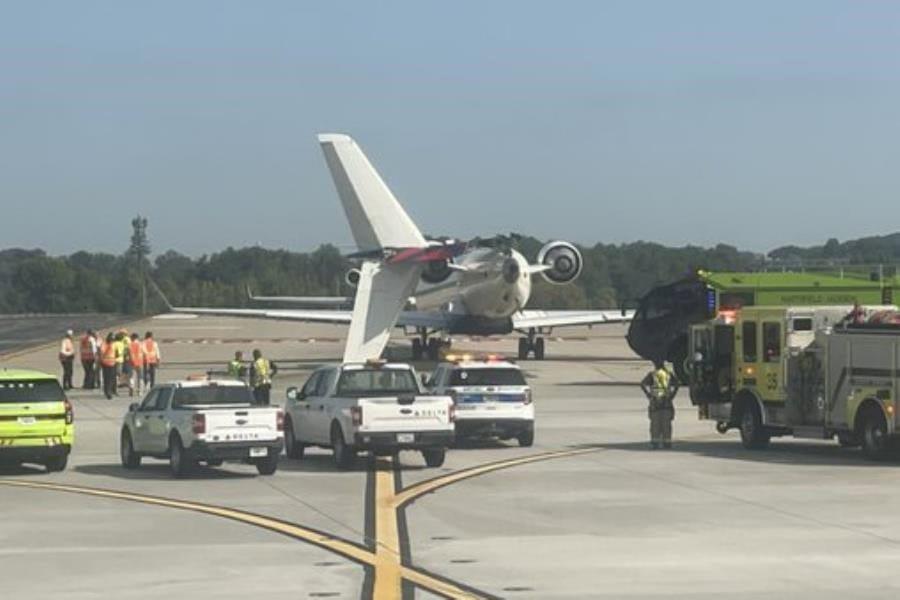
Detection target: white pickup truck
<box><xmin>119</xmin><ymin>378</ymin><xmax>283</xmax><ymax>477</ymax></box>
<box><xmin>283</xmin><ymin>362</ymin><xmax>455</xmax><ymax>469</ymax></box>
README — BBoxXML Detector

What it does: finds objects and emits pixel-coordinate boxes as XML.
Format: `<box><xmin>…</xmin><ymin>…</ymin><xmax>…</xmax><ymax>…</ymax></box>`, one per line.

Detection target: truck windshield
<box><xmin>172</xmin><ymin>386</ymin><xmax>255</xmax><ymax>408</ymax></box>
<box><xmin>336</xmin><ymin>369</ymin><xmax>419</xmax><ymax>396</ymax></box>
<box><xmin>0</xmin><ymin>379</ymin><xmax>65</xmax><ymax>403</ymax></box>
<box><xmin>449</xmin><ymin>368</ymin><xmax>526</xmax><ymax>386</ymax></box>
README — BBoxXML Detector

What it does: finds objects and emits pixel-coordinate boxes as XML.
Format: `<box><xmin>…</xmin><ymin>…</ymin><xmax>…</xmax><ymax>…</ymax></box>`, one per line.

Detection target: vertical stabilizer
<box><xmin>318</xmin><ymin>134</ymin><xmax>426</xmax><ymax>252</ymax></box>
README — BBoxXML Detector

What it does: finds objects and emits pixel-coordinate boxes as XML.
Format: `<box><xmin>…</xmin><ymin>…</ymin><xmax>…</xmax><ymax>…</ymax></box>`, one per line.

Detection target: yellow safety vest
<box><xmin>652</xmin><ymin>368</ymin><xmax>671</xmax><ymax>399</ymax></box>
<box><xmin>254</xmin><ymin>358</ymin><xmax>271</xmax><ymax>386</ymax></box>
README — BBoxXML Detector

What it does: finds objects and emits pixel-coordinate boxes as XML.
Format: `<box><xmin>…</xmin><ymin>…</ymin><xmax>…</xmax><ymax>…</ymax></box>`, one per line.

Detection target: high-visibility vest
<box><xmin>100</xmin><ymin>342</ymin><xmax>117</xmax><ymax>367</ymax></box>
<box><xmin>79</xmin><ymin>335</ymin><xmax>95</xmax><ymax>360</ymax></box>
<box><xmin>143</xmin><ymin>339</ymin><xmax>159</xmax><ymax>365</ymax></box>
<box><xmin>227</xmin><ymin>360</ymin><xmax>243</xmax><ymax>377</ymax></box>
<box><xmin>128</xmin><ymin>340</ymin><xmax>144</xmax><ymax>367</ymax></box>
<box><xmin>253</xmin><ymin>358</ymin><xmax>272</xmax><ymax>387</ymax></box>
<box><xmin>113</xmin><ymin>340</ymin><xmax>125</xmax><ymax>364</ymax></box>
<box><xmin>652</xmin><ymin>368</ymin><xmax>671</xmax><ymax>400</ymax></box>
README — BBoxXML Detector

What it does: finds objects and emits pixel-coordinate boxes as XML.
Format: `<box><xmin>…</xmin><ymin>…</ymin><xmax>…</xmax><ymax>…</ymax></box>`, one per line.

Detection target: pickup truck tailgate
<box><xmin>359</xmin><ymin>396</ymin><xmax>452</xmax><ymax>432</ymax></box>
<box><xmin>197</xmin><ymin>405</ymin><xmax>281</xmax><ymax>443</ymax></box>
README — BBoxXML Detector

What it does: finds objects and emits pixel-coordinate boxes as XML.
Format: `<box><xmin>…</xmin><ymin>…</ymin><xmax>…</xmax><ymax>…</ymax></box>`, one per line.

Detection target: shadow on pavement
<box><xmin>0</xmin><ymin>464</ymin><xmax>49</xmax><ymax>477</ymax></box>
<box><xmin>76</xmin><ymin>462</ymin><xmax>257</xmax><ymax>480</ymax></box>
<box><xmin>586</xmin><ymin>439</ymin><xmax>898</xmax><ymax>467</ymax></box>
<box><xmin>277</xmin><ymin>452</ymin><xmax>430</xmax><ymax>473</ymax></box>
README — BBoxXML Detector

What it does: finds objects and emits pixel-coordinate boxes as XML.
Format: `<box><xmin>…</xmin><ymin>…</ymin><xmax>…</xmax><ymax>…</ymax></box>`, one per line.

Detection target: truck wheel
<box><xmin>120</xmin><ymin>429</ymin><xmax>141</xmax><ymax>469</ymax></box>
<box><xmin>44</xmin><ymin>453</ymin><xmax>68</xmax><ymax>473</ymax></box>
<box><xmin>331</xmin><ymin>423</ymin><xmax>355</xmax><ymax>470</ymax></box>
<box><xmin>739</xmin><ymin>402</ymin><xmax>769</xmax><ymax>450</ymax></box>
<box><xmin>422</xmin><ymin>448</ymin><xmax>446</xmax><ymax>467</ymax></box>
<box><xmin>517</xmin><ymin>426</ymin><xmax>535</xmax><ymax>447</ymax></box>
<box><xmin>860</xmin><ymin>407</ymin><xmax>889</xmax><ymax>460</ymax></box>
<box><xmin>284</xmin><ymin>417</ymin><xmax>305</xmax><ymax>459</ymax></box>
<box><xmin>255</xmin><ymin>452</ymin><xmax>279</xmax><ymax>475</ymax></box>
<box><xmin>169</xmin><ymin>434</ymin><xmax>193</xmax><ymax>478</ymax></box>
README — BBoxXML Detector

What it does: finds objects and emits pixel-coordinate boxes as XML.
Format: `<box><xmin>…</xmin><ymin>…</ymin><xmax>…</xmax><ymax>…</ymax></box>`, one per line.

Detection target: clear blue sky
<box><xmin>2</xmin><ymin>1</ymin><xmax>899</xmax><ymax>257</ymax></box>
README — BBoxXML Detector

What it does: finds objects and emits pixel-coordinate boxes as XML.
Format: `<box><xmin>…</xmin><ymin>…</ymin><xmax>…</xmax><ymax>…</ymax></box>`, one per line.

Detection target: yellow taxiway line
<box><xmin>0</xmin><ymin>446</ymin><xmax>602</xmax><ymax>599</ymax></box>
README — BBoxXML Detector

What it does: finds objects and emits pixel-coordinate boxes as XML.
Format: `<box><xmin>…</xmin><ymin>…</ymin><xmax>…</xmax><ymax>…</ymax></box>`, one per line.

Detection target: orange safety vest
<box><xmin>128</xmin><ymin>340</ymin><xmax>144</xmax><ymax>367</ymax></box>
<box><xmin>100</xmin><ymin>342</ymin><xmax>117</xmax><ymax>367</ymax></box>
<box><xmin>80</xmin><ymin>335</ymin><xmax>95</xmax><ymax>360</ymax></box>
<box><xmin>143</xmin><ymin>339</ymin><xmax>159</xmax><ymax>365</ymax></box>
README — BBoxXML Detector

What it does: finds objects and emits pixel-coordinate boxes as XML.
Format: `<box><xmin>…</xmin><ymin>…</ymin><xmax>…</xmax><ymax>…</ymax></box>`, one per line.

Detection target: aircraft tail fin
<box><xmin>318</xmin><ymin>134</ymin><xmax>426</xmax><ymax>253</ymax></box>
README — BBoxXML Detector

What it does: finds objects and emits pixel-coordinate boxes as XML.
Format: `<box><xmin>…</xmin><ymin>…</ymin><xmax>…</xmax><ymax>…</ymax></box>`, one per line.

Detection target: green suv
<box><xmin>0</xmin><ymin>369</ymin><xmax>73</xmax><ymax>472</ymax></box>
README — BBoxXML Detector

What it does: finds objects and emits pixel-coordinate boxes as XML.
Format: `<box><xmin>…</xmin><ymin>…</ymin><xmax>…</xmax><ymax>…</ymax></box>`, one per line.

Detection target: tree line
<box><xmin>6</xmin><ymin>229</ymin><xmax>900</xmax><ymax>315</ymax></box>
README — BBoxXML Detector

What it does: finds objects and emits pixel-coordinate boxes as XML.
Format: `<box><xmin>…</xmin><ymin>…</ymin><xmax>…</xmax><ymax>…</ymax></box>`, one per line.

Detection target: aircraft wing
<box><xmin>512</xmin><ymin>309</ymin><xmax>635</xmax><ymax>330</ymax></box>
<box><xmin>163</xmin><ymin>305</ymin><xmax>354</xmax><ymax>324</ymax></box>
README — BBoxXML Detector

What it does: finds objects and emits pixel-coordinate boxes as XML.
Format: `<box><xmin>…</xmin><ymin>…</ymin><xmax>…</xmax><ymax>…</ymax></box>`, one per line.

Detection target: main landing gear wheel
<box><xmin>411</xmin><ymin>338</ymin><xmax>424</xmax><ymax>361</ymax></box>
<box><xmin>518</xmin><ymin>335</ymin><xmax>546</xmax><ymax>360</ymax></box>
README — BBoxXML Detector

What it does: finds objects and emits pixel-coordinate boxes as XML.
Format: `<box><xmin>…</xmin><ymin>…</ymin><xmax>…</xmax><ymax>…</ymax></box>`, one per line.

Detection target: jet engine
<box><xmin>420</xmin><ymin>259</ymin><xmax>453</xmax><ymax>284</ymax></box>
<box><xmin>536</xmin><ymin>241</ymin><xmax>583</xmax><ymax>284</ymax></box>
<box><xmin>345</xmin><ymin>268</ymin><xmax>361</xmax><ymax>288</ymax></box>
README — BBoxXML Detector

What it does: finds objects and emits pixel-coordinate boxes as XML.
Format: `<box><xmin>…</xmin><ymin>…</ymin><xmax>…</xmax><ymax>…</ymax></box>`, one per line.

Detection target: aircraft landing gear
<box><xmin>412</xmin><ymin>329</ymin><xmax>450</xmax><ymax>361</ymax></box>
<box><xmin>518</xmin><ymin>329</ymin><xmax>546</xmax><ymax>360</ymax></box>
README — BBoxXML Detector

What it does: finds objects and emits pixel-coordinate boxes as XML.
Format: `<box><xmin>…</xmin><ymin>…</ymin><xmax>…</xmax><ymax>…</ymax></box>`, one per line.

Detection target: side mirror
<box><xmin>286</xmin><ymin>386</ymin><xmax>299</xmax><ymax>401</ymax></box>
<box><xmin>128</xmin><ymin>402</ymin><xmax>139</xmax><ymax>412</ymax></box>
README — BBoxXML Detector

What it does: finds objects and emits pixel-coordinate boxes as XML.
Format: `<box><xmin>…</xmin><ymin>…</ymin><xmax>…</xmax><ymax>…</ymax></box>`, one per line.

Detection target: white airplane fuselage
<box><xmin>410</xmin><ymin>248</ymin><xmax>532</xmax><ymax>320</ymax></box>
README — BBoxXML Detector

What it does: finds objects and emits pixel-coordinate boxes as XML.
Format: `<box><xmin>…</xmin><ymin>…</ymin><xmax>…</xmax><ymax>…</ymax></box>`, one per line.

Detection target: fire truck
<box><xmin>688</xmin><ymin>304</ymin><xmax>900</xmax><ymax>459</ymax></box>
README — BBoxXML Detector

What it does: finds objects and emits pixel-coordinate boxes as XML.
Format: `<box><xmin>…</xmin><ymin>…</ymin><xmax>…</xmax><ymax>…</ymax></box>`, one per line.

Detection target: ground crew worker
<box><xmin>79</xmin><ymin>329</ymin><xmax>97</xmax><ymax>389</ymax></box>
<box><xmin>99</xmin><ymin>333</ymin><xmax>118</xmax><ymax>400</ymax></box>
<box><xmin>640</xmin><ymin>360</ymin><xmax>679</xmax><ymax>449</ymax></box>
<box><xmin>249</xmin><ymin>349</ymin><xmax>277</xmax><ymax>405</ymax></box>
<box><xmin>142</xmin><ymin>332</ymin><xmax>160</xmax><ymax>388</ymax></box>
<box><xmin>59</xmin><ymin>330</ymin><xmax>75</xmax><ymax>390</ymax></box>
<box><xmin>92</xmin><ymin>331</ymin><xmax>103</xmax><ymax>389</ymax></box>
<box><xmin>128</xmin><ymin>333</ymin><xmax>144</xmax><ymax>397</ymax></box>
<box><xmin>227</xmin><ymin>351</ymin><xmax>246</xmax><ymax>381</ymax></box>
<box><xmin>113</xmin><ymin>332</ymin><xmax>126</xmax><ymax>396</ymax></box>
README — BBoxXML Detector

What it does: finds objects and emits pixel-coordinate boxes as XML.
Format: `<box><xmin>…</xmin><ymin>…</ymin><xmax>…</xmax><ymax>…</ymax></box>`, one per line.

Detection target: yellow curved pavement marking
<box><xmin>393</xmin><ymin>447</ymin><xmax>601</xmax><ymax>509</ymax></box>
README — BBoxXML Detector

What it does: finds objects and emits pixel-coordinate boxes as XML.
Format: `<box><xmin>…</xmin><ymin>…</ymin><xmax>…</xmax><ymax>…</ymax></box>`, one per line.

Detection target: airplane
<box><xmin>159</xmin><ymin>134</ymin><xmax>632</xmax><ymax>362</ymax></box>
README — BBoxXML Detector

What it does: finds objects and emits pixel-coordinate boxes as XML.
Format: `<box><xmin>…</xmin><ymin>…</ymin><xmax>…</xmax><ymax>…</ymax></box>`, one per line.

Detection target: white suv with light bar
<box><xmin>426</xmin><ymin>355</ymin><xmax>534</xmax><ymax>446</ymax></box>
<box><xmin>119</xmin><ymin>378</ymin><xmax>284</xmax><ymax>477</ymax></box>
<box><xmin>283</xmin><ymin>361</ymin><xmax>455</xmax><ymax>469</ymax></box>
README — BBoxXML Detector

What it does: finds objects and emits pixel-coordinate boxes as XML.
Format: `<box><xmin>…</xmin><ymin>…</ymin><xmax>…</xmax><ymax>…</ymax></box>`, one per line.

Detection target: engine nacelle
<box><xmin>345</xmin><ymin>268</ymin><xmax>361</xmax><ymax>288</ymax></box>
<box><xmin>536</xmin><ymin>241</ymin><xmax>583</xmax><ymax>284</ymax></box>
<box><xmin>420</xmin><ymin>259</ymin><xmax>453</xmax><ymax>285</ymax></box>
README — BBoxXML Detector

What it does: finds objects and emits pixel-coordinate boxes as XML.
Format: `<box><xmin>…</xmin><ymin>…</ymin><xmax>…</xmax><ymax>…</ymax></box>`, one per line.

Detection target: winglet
<box><xmin>318</xmin><ymin>133</ymin><xmax>426</xmax><ymax>252</ymax></box>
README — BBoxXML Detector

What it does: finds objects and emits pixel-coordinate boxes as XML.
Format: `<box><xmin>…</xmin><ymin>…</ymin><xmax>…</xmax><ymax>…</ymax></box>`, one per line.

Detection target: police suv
<box><xmin>426</xmin><ymin>355</ymin><xmax>534</xmax><ymax>446</ymax></box>
<box><xmin>120</xmin><ymin>377</ymin><xmax>283</xmax><ymax>477</ymax></box>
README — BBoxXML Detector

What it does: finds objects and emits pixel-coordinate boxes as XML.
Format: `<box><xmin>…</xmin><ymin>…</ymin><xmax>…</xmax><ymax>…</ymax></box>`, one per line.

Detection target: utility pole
<box><xmin>129</xmin><ymin>216</ymin><xmax>151</xmax><ymax>315</ymax></box>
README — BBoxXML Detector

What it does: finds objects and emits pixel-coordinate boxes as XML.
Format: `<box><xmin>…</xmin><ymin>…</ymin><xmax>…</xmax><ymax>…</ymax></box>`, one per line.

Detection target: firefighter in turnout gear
<box><xmin>640</xmin><ymin>360</ymin><xmax>679</xmax><ymax>449</ymax></box>
<box><xmin>249</xmin><ymin>349</ymin><xmax>277</xmax><ymax>406</ymax></box>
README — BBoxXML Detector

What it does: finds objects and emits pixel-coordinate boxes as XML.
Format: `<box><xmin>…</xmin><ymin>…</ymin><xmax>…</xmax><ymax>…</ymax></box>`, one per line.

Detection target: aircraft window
<box><xmin>763</xmin><ymin>322</ymin><xmax>781</xmax><ymax>363</ymax></box>
<box><xmin>742</xmin><ymin>321</ymin><xmax>757</xmax><ymax>363</ymax></box>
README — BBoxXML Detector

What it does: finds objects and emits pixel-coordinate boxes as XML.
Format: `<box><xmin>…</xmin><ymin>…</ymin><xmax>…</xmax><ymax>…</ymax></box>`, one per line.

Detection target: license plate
<box><xmin>249</xmin><ymin>447</ymin><xmax>267</xmax><ymax>457</ymax></box>
<box><xmin>397</xmin><ymin>433</ymin><xmax>415</xmax><ymax>443</ymax></box>
<box><xmin>17</xmin><ymin>416</ymin><xmax>36</xmax><ymax>425</ymax></box>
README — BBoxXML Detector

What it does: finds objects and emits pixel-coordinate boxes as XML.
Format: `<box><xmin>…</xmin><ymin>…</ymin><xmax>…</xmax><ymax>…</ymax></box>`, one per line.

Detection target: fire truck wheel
<box><xmin>738</xmin><ymin>401</ymin><xmax>769</xmax><ymax>450</ymax></box>
<box><xmin>860</xmin><ymin>406</ymin><xmax>889</xmax><ymax>461</ymax></box>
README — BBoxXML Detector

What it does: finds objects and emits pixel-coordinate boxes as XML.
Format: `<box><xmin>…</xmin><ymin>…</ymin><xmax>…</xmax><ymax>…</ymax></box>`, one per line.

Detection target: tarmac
<box><xmin>3</xmin><ymin>315</ymin><xmax>900</xmax><ymax>599</ymax></box>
